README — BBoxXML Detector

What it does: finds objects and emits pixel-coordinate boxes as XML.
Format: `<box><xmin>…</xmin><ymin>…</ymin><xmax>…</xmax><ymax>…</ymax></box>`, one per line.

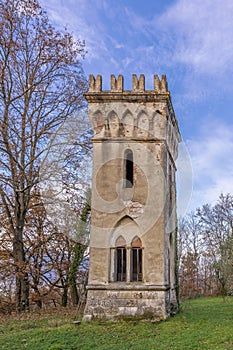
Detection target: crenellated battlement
<box><xmin>111</xmin><ymin>74</ymin><xmax>124</xmax><ymax>92</ymax></box>
<box><xmin>88</xmin><ymin>74</ymin><xmax>169</xmax><ymax>93</ymax></box>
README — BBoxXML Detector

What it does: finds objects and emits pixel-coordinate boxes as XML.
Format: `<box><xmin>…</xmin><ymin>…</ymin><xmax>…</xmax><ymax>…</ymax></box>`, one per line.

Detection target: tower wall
<box><xmin>83</xmin><ymin>74</ymin><xmax>181</xmax><ymax>321</ymax></box>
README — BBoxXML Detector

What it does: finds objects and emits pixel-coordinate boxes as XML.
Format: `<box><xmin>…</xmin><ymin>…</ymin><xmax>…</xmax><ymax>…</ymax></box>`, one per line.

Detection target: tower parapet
<box><xmin>88</xmin><ymin>74</ymin><xmax>169</xmax><ymax>93</ymax></box>
<box><xmin>89</xmin><ymin>74</ymin><xmax>102</xmax><ymax>92</ymax></box>
<box><xmin>110</xmin><ymin>74</ymin><xmax>124</xmax><ymax>92</ymax></box>
<box><xmin>85</xmin><ymin>74</ymin><xmax>181</xmax><ymax>161</ymax></box>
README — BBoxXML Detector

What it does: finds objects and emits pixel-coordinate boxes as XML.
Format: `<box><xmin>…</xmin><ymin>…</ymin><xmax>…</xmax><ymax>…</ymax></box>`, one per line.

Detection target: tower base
<box><xmin>83</xmin><ymin>284</ymin><xmax>179</xmax><ymax>321</ymax></box>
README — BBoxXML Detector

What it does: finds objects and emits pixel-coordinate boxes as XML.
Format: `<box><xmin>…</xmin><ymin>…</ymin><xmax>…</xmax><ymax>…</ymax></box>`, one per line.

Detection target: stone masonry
<box><xmin>83</xmin><ymin>74</ymin><xmax>181</xmax><ymax>321</ymax></box>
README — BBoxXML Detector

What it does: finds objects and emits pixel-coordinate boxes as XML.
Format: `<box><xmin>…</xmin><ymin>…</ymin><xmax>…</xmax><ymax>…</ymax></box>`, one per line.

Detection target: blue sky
<box><xmin>40</xmin><ymin>0</ymin><xmax>233</xmax><ymax>216</ymax></box>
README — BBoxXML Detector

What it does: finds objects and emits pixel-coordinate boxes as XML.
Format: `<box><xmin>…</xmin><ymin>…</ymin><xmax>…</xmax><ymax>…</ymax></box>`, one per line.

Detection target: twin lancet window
<box><xmin>115</xmin><ymin>236</ymin><xmax>142</xmax><ymax>282</ymax></box>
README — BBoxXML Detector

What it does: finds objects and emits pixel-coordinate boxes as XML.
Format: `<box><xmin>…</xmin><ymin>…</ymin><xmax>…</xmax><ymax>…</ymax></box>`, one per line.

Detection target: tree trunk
<box><xmin>70</xmin><ymin>284</ymin><xmax>79</xmax><ymax>306</ymax></box>
<box><xmin>16</xmin><ymin>274</ymin><xmax>30</xmax><ymax>313</ymax></box>
<box><xmin>32</xmin><ymin>285</ymin><xmax>43</xmax><ymax>309</ymax></box>
<box><xmin>61</xmin><ymin>285</ymin><xmax>68</xmax><ymax>307</ymax></box>
<box><xmin>13</xmin><ymin>229</ymin><xmax>30</xmax><ymax>313</ymax></box>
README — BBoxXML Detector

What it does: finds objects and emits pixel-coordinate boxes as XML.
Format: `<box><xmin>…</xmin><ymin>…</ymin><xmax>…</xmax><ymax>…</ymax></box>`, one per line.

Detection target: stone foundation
<box><xmin>83</xmin><ymin>285</ymin><xmax>172</xmax><ymax>321</ymax></box>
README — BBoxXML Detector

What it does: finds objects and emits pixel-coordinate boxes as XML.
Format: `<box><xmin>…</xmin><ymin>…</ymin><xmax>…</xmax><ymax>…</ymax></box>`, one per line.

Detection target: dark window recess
<box><xmin>132</xmin><ymin>248</ymin><xmax>142</xmax><ymax>281</ymax></box>
<box><xmin>116</xmin><ymin>247</ymin><xmax>126</xmax><ymax>281</ymax></box>
<box><xmin>169</xmin><ymin>165</ymin><xmax>172</xmax><ymax>203</ymax></box>
<box><xmin>125</xmin><ymin>150</ymin><xmax>133</xmax><ymax>188</ymax></box>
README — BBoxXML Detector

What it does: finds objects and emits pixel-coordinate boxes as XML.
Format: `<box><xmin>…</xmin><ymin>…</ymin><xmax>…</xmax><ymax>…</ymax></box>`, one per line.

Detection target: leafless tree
<box><xmin>0</xmin><ymin>0</ymin><xmax>87</xmax><ymax>312</ymax></box>
<box><xmin>197</xmin><ymin>194</ymin><xmax>233</xmax><ymax>296</ymax></box>
<box><xmin>178</xmin><ymin>212</ymin><xmax>204</xmax><ymax>298</ymax></box>
<box><xmin>179</xmin><ymin>194</ymin><xmax>233</xmax><ymax>299</ymax></box>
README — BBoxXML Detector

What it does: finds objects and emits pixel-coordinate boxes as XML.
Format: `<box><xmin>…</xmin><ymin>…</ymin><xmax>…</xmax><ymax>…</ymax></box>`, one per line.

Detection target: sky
<box><xmin>40</xmin><ymin>0</ymin><xmax>233</xmax><ymax>216</ymax></box>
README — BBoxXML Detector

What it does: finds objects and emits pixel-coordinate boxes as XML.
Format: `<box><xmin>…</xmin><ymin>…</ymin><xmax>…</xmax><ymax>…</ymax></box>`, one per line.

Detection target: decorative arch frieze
<box><xmin>122</xmin><ymin>110</ymin><xmax>134</xmax><ymax>137</ymax></box>
<box><xmin>108</xmin><ymin>110</ymin><xmax>120</xmax><ymax>137</ymax></box>
<box><xmin>137</xmin><ymin>111</ymin><xmax>149</xmax><ymax>138</ymax></box>
<box><xmin>153</xmin><ymin>111</ymin><xmax>164</xmax><ymax>138</ymax></box>
<box><xmin>92</xmin><ymin>110</ymin><xmax>105</xmax><ymax>138</ymax></box>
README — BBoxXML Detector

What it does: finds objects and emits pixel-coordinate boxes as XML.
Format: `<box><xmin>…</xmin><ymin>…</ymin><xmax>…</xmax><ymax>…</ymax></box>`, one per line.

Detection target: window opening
<box><xmin>115</xmin><ymin>236</ymin><xmax>126</xmax><ymax>282</ymax></box>
<box><xmin>131</xmin><ymin>236</ymin><xmax>142</xmax><ymax>281</ymax></box>
<box><xmin>116</xmin><ymin>247</ymin><xmax>126</xmax><ymax>281</ymax></box>
<box><xmin>132</xmin><ymin>248</ymin><xmax>142</xmax><ymax>281</ymax></box>
<box><xmin>125</xmin><ymin>150</ymin><xmax>133</xmax><ymax>188</ymax></box>
<box><xmin>169</xmin><ymin>164</ymin><xmax>172</xmax><ymax>202</ymax></box>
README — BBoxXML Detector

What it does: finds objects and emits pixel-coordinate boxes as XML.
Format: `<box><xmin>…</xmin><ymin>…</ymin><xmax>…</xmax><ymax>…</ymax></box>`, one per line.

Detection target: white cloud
<box><xmin>186</xmin><ymin>119</ymin><xmax>233</xmax><ymax>210</ymax></box>
<box><xmin>40</xmin><ymin>0</ymin><xmax>233</xmax><ymax>83</ymax></box>
<box><xmin>40</xmin><ymin>1</ymin><xmax>110</xmax><ymax>61</ymax></box>
<box><xmin>114</xmin><ymin>0</ymin><xmax>233</xmax><ymax>100</ymax></box>
<box><xmin>157</xmin><ymin>0</ymin><xmax>233</xmax><ymax>75</ymax></box>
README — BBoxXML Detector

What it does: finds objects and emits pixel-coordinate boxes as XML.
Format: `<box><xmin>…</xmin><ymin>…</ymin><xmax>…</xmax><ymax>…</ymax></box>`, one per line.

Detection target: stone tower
<box><xmin>83</xmin><ymin>74</ymin><xmax>181</xmax><ymax>321</ymax></box>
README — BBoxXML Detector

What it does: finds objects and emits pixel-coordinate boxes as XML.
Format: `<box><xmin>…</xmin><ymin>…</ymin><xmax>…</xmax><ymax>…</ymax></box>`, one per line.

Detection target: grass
<box><xmin>0</xmin><ymin>297</ymin><xmax>232</xmax><ymax>349</ymax></box>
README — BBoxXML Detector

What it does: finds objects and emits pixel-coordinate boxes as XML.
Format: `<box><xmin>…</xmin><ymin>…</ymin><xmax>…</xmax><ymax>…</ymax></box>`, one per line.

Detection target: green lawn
<box><xmin>0</xmin><ymin>297</ymin><xmax>232</xmax><ymax>350</ymax></box>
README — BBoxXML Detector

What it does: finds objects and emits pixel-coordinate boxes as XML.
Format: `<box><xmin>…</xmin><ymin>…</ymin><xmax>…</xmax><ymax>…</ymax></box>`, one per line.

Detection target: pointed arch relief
<box><xmin>137</xmin><ymin>111</ymin><xmax>149</xmax><ymax>138</ymax></box>
<box><xmin>110</xmin><ymin>216</ymin><xmax>140</xmax><ymax>247</ymax></box>
<box><xmin>131</xmin><ymin>236</ymin><xmax>142</xmax><ymax>248</ymax></box>
<box><xmin>122</xmin><ymin>110</ymin><xmax>134</xmax><ymax>137</ymax></box>
<box><xmin>108</xmin><ymin>110</ymin><xmax>120</xmax><ymax>137</ymax></box>
<box><xmin>92</xmin><ymin>110</ymin><xmax>105</xmax><ymax>138</ymax></box>
<box><xmin>153</xmin><ymin>111</ymin><xmax>165</xmax><ymax>138</ymax></box>
<box><xmin>115</xmin><ymin>235</ymin><xmax>126</xmax><ymax>247</ymax></box>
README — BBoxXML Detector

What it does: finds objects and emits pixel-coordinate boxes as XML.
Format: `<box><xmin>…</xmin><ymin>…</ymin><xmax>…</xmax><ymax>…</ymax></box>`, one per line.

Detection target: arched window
<box><xmin>111</xmin><ymin>218</ymin><xmax>142</xmax><ymax>283</ymax></box>
<box><xmin>131</xmin><ymin>236</ymin><xmax>142</xmax><ymax>281</ymax></box>
<box><xmin>124</xmin><ymin>149</ymin><xmax>133</xmax><ymax>188</ymax></box>
<box><xmin>115</xmin><ymin>236</ymin><xmax>126</xmax><ymax>282</ymax></box>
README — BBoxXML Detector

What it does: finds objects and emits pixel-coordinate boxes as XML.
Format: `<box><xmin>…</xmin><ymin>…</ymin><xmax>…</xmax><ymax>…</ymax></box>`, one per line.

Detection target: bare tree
<box><xmin>197</xmin><ymin>194</ymin><xmax>233</xmax><ymax>296</ymax></box>
<box><xmin>0</xmin><ymin>0</ymin><xmax>87</xmax><ymax>312</ymax></box>
<box><xmin>178</xmin><ymin>212</ymin><xmax>204</xmax><ymax>298</ymax></box>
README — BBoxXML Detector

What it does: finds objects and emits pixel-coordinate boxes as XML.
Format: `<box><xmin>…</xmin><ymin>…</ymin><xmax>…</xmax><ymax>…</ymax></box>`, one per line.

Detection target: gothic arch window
<box><xmin>131</xmin><ymin>236</ymin><xmax>142</xmax><ymax>281</ymax></box>
<box><xmin>111</xmin><ymin>217</ymin><xmax>142</xmax><ymax>283</ymax></box>
<box><xmin>124</xmin><ymin>149</ymin><xmax>133</xmax><ymax>188</ymax></box>
<box><xmin>115</xmin><ymin>236</ymin><xmax>126</xmax><ymax>282</ymax></box>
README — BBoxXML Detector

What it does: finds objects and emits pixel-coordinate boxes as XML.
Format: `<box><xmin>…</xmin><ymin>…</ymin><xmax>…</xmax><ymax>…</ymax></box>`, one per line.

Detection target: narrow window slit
<box><xmin>125</xmin><ymin>149</ymin><xmax>133</xmax><ymax>188</ymax></box>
